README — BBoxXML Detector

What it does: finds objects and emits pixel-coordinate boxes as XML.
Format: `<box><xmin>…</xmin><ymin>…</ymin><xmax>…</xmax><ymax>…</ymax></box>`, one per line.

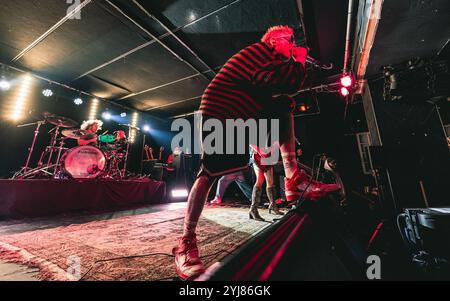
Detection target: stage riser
<box><xmin>0</xmin><ymin>179</ymin><xmax>166</xmax><ymax>218</ymax></box>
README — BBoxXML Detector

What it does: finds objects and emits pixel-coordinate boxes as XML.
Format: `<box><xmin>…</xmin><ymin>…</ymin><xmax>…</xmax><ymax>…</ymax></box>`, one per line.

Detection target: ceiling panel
<box><xmin>0</xmin><ymin>0</ymin><xmax>69</xmax><ymax>62</ymax></box>
<box><xmin>16</xmin><ymin>2</ymin><xmax>149</xmax><ymax>82</ymax></box>
<box><xmin>173</xmin><ymin>0</ymin><xmax>304</xmax><ymax>67</ymax></box>
<box><xmin>126</xmin><ymin>74</ymin><xmax>208</xmax><ymax>110</ymax></box>
<box><xmin>134</xmin><ymin>0</ymin><xmax>233</xmax><ymax>29</ymax></box>
<box><xmin>90</xmin><ymin>41</ymin><xmax>197</xmax><ymax>93</ymax></box>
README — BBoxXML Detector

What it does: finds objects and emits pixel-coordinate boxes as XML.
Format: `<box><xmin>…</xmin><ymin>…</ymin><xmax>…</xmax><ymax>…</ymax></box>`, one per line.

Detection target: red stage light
<box><xmin>299</xmin><ymin>105</ymin><xmax>307</xmax><ymax>112</ymax></box>
<box><xmin>340</xmin><ymin>87</ymin><xmax>350</xmax><ymax>97</ymax></box>
<box><xmin>340</xmin><ymin>75</ymin><xmax>353</xmax><ymax>87</ymax></box>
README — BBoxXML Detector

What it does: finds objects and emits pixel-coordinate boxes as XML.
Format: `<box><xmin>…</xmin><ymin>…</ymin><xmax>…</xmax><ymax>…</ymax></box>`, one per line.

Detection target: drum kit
<box><xmin>12</xmin><ymin>112</ymin><xmax>137</xmax><ymax>180</ymax></box>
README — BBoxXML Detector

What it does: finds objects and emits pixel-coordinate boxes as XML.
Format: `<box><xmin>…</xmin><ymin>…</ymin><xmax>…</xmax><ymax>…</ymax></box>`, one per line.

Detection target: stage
<box><xmin>0</xmin><ymin>202</ymin><xmax>272</xmax><ymax>281</ymax></box>
<box><xmin>0</xmin><ymin>179</ymin><xmax>166</xmax><ymax>218</ymax></box>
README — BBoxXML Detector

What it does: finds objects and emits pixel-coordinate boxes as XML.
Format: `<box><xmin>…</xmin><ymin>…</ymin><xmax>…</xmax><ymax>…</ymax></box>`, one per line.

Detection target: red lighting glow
<box><xmin>340</xmin><ymin>75</ymin><xmax>353</xmax><ymax>87</ymax></box>
<box><xmin>340</xmin><ymin>87</ymin><xmax>350</xmax><ymax>97</ymax></box>
<box><xmin>299</xmin><ymin>105</ymin><xmax>307</xmax><ymax>112</ymax></box>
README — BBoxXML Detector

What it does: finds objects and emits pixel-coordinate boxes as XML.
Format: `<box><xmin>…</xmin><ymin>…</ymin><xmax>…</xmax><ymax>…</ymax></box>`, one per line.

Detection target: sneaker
<box><xmin>210</xmin><ymin>196</ymin><xmax>222</xmax><ymax>205</ymax></box>
<box><xmin>275</xmin><ymin>198</ymin><xmax>284</xmax><ymax>205</ymax></box>
<box><xmin>172</xmin><ymin>235</ymin><xmax>205</xmax><ymax>280</ymax></box>
<box><xmin>285</xmin><ymin>169</ymin><xmax>340</xmax><ymax>202</ymax></box>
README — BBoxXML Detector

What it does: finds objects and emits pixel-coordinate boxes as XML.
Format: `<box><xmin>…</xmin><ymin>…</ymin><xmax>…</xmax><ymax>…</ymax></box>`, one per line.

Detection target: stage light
<box><xmin>11</xmin><ymin>75</ymin><xmax>33</xmax><ymax>121</ymax></box>
<box><xmin>340</xmin><ymin>87</ymin><xmax>350</xmax><ymax>97</ymax></box>
<box><xmin>102</xmin><ymin>112</ymin><xmax>112</xmax><ymax>120</ymax></box>
<box><xmin>0</xmin><ymin>78</ymin><xmax>11</xmax><ymax>91</ymax></box>
<box><xmin>88</xmin><ymin>98</ymin><xmax>99</xmax><ymax>120</ymax></box>
<box><xmin>143</xmin><ymin>125</ymin><xmax>151</xmax><ymax>132</ymax></box>
<box><xmin>299</xmin><ymin>104</ymin><xmax>307</xmax><ymax>112</ymax></box>
<box><xmin>129</xmin><ymin>112</ymin><xmax>139</xmax><ymax>143</ymax></box>
<box><xmin>74</xmin><ymin>98</ymin><xmax>83</xmax><ymax>105</ymax></box>
<box><xmin>120</xmin><ymin>112</ymin><xmax>127</xmax><ymax>118</ymax></box>
<box><xmin>340</xmin><ymin>75</ymin><xmax>353</xmax><ymax>87</ymax></box>
<box><xmin>171</xmin><ymin>189</ymin><xmax>189</xmax><ymax>198</ymax></box>
<box><xmin>42</xmin><ymin>89</ymin><xmax>53</xmax><ymax>97</ymax></box>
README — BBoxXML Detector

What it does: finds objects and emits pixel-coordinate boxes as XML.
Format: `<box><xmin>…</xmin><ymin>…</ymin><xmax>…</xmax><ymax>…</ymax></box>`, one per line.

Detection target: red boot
<box><xmin>172</xmin><ymin>235</ymin><xmax>206</xmax><ymax>280</ymax></box>
<box><xmin>285</xmin><ymin>169</ymin><xmax>340</xmax><ymax>202</ymax></box>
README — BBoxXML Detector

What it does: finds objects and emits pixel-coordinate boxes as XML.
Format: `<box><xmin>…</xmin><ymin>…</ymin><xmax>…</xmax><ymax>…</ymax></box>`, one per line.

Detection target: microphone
<box><xmin>307</xmin><ymin>55</ymin><xmax>333</xmax><ymax>70</ymax></box>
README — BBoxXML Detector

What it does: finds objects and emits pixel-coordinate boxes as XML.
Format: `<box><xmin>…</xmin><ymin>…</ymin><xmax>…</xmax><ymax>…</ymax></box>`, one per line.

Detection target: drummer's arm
<box><xmin>78</xmin><ymin>137</ymin><xmax>97</xmax><ymax>146</ymax></box>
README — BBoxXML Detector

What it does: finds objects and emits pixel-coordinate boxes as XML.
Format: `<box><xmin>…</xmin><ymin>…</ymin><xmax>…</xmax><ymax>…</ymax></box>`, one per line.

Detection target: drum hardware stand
<box><xmin>53</xmin><ymin>137</ymin><xmax>68</xmax><ymax>176</ymax></box>
<box><xmin>46</xmin><ymin>126</ymin><xmax>61</xmax><ymax>170</ymax></box>
<box><xmin>119</xmin><ymin>124</ymin><xmax>140</xmax><ymax>178</ymax></box>
<box><xmin>12</xmin><ymin>120</ymin><xmax>46</xmax><ymax>179</ymax></box>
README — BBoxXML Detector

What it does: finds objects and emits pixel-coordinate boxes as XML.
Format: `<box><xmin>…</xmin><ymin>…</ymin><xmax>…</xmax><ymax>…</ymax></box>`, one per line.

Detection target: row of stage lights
<box><xmin>1</xmin><ymin>74</ymin><xmax>151</xmax><ymax>143</ymax></box>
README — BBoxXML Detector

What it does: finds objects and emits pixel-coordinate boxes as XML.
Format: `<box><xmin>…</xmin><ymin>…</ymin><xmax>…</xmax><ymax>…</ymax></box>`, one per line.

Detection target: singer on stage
<box><xmin>173</xmin><ymin>25</ymin><xmax>340</xmax><ymax>280</ymax></box>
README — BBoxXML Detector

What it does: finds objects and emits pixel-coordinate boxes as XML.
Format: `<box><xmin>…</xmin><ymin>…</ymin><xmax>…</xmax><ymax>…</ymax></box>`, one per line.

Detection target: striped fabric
<box><xmin>199</xmin><ymin>42</ymin><xmax>306</xmax><ymax>121</ymax></box>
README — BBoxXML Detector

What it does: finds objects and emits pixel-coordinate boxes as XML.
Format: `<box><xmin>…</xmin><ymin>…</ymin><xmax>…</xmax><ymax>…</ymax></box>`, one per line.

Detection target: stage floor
<box><xmin>0</xmin><ymin>201</ymin><xmax>275</xmax><ymax>281</ymax></box>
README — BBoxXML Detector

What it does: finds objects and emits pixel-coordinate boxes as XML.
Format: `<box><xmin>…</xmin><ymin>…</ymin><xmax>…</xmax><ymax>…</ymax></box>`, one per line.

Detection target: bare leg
<box><xmin>279</xmin><ymin>112</ymin><xmax>298</xmax><ymax>179</ymax></box>
<box><xmin>182</xmin><ymin>175</ymin><xmax>216</xmax><ymax>238</ymax></box>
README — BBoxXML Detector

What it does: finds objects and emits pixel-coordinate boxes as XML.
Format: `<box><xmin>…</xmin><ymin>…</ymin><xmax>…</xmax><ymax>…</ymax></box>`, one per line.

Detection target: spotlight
<box><xmin>102</xmin><ymin>112</ymin><xmax>112</xmax><ymax>120</ymax></box>
<box><xmin>11</xmin><ymin>75</ymin><xmax>33</xmax><ymax>121</ymax></box>
<box><xmin>171</xmin><ymin>189</ymin><xmax>189</xmax><ymax>198</ymax></box>
<box><xmin>340</xmin><ymin>75</ymin><xmax>353</xmax><ymax>87</ymax></box>
<box><xmin>143</xmin><ymin>125</ymin><xmax>151</xmax><ymax>132</ymax></box>
<box><xmin>129</xmin><ymin>112</ymin><xmax>139</xmax><ymax>143</ymax></box>
<box><xmin>74</xmin><ymin>98</ymin><xmax>83</xmax><ymax>105</ymax></box>
<box><xmin>298</xmin><ymin>104</ymin><xmax>307</xmax><ymax>112</ymax></box>
<box><xmin>340</xmin><ymin>87</ymin><xmax>350</xmax><ymax>97</ymax></box>
<box><xmin>42</xmin><ymin>89</ymin><xmax>53</xmax><ymax>97</ymax></box>
<box><xmin>120</xmin><ymin>112</ymin><xmax>127</xmax><ymax>118</ymax></box>
<box><xmin>88</xmin><ymin>98</ymin><xmax>99</xmax><ymax>119</ymax></box>
<box><xmin>0</xmin><ymin>78</ymin><xmax>11</xmax><ymax>91</ymax></box>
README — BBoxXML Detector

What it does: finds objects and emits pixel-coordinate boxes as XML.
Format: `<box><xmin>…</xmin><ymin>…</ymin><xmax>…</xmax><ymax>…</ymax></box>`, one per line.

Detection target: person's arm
<box><xmin>251</xmin><ymin>47</ymin><xmax>308</xmax><ymax>94</ymax></box>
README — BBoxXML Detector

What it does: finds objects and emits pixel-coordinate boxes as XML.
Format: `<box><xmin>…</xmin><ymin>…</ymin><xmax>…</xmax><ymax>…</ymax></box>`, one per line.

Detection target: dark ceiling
<box><xmin>1</xmin><ymin>1</ymin><xmax>447</xmax><ymax>118</ymax></box>
<box><xmin>366</xmin><ymin>0</ymin><xmax>450</xmax><ymax>76</ymax></box>
<box><xmin>0</xmin><ymin>0</ymin><xmax>353</xmax><ymax>119</ymax></box>
<box><xmin>0</xmin><ymin>0</ymin><xmax>289</xmax><ymax>117</ymax></box>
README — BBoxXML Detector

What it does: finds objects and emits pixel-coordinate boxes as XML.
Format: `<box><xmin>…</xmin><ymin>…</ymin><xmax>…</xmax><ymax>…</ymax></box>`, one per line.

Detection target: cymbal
<box><xmin>61</xmin><ymin>129</ymin><xmax>88</xmax><ymax>139</ymax></box>
<box><xmin>46</xmin><ymin>115</ymin><xmax>78</xmax><ymax>128</ymax></box>
<box><xmin>119</xmin><ymin>123</ymin><xmax>141</xmax><ymax>131</ymax></box>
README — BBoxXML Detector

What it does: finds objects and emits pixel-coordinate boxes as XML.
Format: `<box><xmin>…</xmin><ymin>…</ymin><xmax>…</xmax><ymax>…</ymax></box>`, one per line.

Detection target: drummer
<box><xmin>78</xmin><ymin>119</ymin><xmax>103</xmax><ymax>146</ymax></box>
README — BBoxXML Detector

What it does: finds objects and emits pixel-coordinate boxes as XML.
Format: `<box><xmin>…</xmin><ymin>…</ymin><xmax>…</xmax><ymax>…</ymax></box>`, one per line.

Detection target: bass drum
<box><xmin>61</xmin><ymin>145</ymin><xmax>106</xmax><ymax>179</ymax></box>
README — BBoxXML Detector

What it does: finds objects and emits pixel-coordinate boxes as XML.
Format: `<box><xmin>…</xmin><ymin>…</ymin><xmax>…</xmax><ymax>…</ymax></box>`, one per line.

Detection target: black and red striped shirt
<box><xmin>199</xmin><ymin>42</ymin><xmax>306</xmax><ymax>121</ymax></box>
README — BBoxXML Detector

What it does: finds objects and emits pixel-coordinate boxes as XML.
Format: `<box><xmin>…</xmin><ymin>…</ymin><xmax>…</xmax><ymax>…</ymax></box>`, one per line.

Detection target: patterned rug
<box><xmin>0</xmin><ymin>206</ymin><xmax>272</xmax><ymax>280</ymax></box>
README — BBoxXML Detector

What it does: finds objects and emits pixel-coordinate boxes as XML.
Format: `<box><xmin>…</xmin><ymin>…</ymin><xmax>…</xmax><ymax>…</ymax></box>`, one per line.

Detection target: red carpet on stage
<box><xmin>0</xmin><ymin>206</ymin><xmax>271</xmax><ymax>280</ymax></box>
<box><xmin>0</xmin><ymin>179</ymin><xmax>166</xmax><ymax>218</ymax></box>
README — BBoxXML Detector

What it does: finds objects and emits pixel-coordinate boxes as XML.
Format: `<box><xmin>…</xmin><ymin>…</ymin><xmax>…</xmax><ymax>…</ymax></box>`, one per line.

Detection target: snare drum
<box><xmin>61</xmin><ymin>145</ymin><xmax>106</xmax><ymax>179</ymax></box>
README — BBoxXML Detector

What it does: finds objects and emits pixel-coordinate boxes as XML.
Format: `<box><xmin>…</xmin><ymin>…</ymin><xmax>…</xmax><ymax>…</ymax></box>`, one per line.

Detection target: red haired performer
<box><xmin>173</xmin><ymin>25</ymin><xmax>340</xmax><ymax>280</ymax></box>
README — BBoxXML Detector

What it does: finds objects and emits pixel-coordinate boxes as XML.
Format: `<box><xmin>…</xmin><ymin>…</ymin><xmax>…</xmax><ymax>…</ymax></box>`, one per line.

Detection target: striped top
<box><xmin>199</xmin><ymin>42</ymin><xmax>306</xmax><ymax>121</ymax></box>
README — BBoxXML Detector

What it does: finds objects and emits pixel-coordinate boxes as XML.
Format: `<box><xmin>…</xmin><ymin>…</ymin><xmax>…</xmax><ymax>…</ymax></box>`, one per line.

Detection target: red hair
<box><xmin>261</xmin><ymin>25</ymin><xmax>294</xmax><ymax>44</ymax></box>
